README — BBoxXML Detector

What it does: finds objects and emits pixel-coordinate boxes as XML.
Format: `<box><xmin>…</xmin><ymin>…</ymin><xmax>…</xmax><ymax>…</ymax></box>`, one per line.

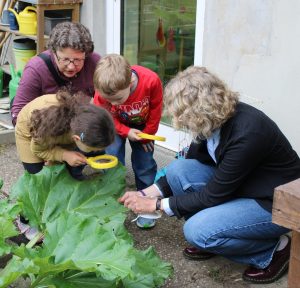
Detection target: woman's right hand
<box><xmin>62</xmin><ymin>151</ymin><xmax>87</xmax><ymax>166</ymax></box>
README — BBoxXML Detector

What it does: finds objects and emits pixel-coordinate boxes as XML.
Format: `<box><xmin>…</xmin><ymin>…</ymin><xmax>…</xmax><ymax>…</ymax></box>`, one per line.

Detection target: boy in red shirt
<box><xmin>93</xmin><ymin>54</ymin><xmax>163</xmax><ymax>228</ymax></box>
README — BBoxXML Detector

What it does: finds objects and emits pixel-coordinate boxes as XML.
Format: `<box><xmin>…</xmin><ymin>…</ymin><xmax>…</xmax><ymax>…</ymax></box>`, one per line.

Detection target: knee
<box><xmin>165</xmin><ymin>159</ymin><xmax>188</xmax><ymax>180</ymax></box>
<box><xmin>183</xmin><ymin>217</ymin><xmax>207</xmax><ymax>248</ymax></box>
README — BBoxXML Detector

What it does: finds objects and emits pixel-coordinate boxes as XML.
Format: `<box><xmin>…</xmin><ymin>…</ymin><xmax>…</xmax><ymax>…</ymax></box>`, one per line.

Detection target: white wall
<box><xmin>203</xmin><ymin>0</ymin><xmax>300</xmax><ymax>154</ymax></box>
<box><xmin>80</xmin><ymin>0</ymin><xmax>107</xmax><ymax>56</ymax></box>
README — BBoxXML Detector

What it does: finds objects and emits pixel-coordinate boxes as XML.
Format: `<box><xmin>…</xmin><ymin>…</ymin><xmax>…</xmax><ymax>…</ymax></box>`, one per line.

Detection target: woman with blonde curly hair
<box><xmin>119</xmin><ymin>66</ymin><xmax>300</xmax><ymax>284</ymax></box>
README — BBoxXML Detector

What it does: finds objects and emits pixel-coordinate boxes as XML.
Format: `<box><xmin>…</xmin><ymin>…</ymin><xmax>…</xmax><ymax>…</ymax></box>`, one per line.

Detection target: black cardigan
<box><xmin>157</xmin><ymin>102</ymin><xmax>300</xmax><ymax>218</ymax></box>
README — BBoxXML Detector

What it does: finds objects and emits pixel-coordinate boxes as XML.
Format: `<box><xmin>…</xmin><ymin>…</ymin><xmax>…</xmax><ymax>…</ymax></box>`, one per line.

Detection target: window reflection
<box><xmin>122</xmin><ymin>0</ymin><xmax>197</xmax><ymax>125</ymax></box>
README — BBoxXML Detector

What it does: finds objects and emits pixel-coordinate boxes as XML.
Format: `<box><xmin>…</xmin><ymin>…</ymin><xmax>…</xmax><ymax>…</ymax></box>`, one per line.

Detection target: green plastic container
<box><xmin>9</xmin><ymin>64</ymin><xmax>22</xmax><ymax>102</ymax></box>
<box><xmin>13</xmin><ymin>48</ymin><xmax>36</xmax><ymax>71</ymax></box>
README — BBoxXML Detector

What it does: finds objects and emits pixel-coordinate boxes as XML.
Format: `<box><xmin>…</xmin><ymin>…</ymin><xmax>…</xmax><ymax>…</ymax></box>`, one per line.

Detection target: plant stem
<box><xmin>26</xmin><ymin>232</ymin><xmax>44</xmax><ymax>249</ymax></box>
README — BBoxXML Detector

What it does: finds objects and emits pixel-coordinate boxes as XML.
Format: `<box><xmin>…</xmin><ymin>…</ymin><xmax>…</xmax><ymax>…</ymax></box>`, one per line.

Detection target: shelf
<box><xmin>1</xmin><ymin>0</ymin><xmax>82</xmax><ymax>55</ymax></box>
<box><xmin>18</xmin><ymin>0</ymin><xmax>82</xmax><ymax>4</ymax></box>
<box><xmin>0</xmin><ymin>25</ymin><xmax>49</xmax><ymax>41</ymax></box>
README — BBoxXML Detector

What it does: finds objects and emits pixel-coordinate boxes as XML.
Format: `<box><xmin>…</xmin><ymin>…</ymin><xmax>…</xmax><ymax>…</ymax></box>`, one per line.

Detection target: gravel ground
<box><xmin>0</xmin><ymin>142</ymin><xmax>288</xmax><ymax>288</ymax></box>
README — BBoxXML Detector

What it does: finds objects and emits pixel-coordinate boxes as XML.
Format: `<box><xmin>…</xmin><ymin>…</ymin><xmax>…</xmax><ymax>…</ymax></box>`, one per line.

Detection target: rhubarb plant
<box><xmin>0</xmin><ymin>165</ymin><xmax>172</xmax><ymax>287</ymax></box>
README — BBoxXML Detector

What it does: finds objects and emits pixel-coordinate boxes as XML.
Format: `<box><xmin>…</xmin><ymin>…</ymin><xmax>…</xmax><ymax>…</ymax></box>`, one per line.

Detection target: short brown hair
<box><xmin>48</xmin><ymin>22</ymin><xmax>94</xmax><ymax>54</ymax></box>
<box><xmin>93</xmin><ymin>54</ymin><xmax>131</xmax><ymax>95</ymax></box>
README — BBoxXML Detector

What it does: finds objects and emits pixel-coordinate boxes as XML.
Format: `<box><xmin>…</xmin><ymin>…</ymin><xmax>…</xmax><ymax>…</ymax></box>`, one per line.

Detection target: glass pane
<box><xmin>122</xmin><ymin>0</ymin><xmax>197</xmax><ymax>126</ymax></box>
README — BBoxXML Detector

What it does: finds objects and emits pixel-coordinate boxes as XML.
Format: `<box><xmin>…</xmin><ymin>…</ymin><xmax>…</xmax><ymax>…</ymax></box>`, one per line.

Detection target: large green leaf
<box><xmin>0</xmin><ymin>256</ymin><xmax>38</xmax><ymax>287</ymax></box>
<box><xmin>11</xmin><ymin>164</ymin><xmax>126</xmax><ymax>228</ymax></box>
<box><xmin>0</xmin><ymin>164</ymin><xmax>172</xmax><ymax>287</ymax></box>
<box><xmin>38</xmin><ymin>271</ymin><xmax>120</xmax><ymax>288</ymax></box>
<box><xmin>0</xmin><ymin>200</ymin><xmax>21</xmax><ymax>256</ymax></box>
<box><xmin>41</xmin><ymin>213</ymin><xmax>134</xmax><ymax>280</ymax></box>
<box><xmin>123</xmin><ymin>248</ymin><xmax>173</xmax><ymax>288</ymax></box>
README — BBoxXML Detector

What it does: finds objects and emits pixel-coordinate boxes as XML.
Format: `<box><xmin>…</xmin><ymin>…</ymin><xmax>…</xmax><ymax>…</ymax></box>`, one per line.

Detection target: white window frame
<box><xmin>106</xmin><ymin>0</ymin><xmax>121</xmax><ymax>53</ymax></box>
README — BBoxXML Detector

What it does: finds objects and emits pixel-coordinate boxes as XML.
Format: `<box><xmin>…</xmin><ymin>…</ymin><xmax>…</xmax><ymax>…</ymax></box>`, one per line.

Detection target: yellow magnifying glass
<box><xmin>86</xmin><ymin>155</ymin><xmax>118</xmax><ymax>169</ymax></box>
<box><xmin>138</xmin><ymin>133</ymin><xmax>166</xmax><ymax>142</ymax></box>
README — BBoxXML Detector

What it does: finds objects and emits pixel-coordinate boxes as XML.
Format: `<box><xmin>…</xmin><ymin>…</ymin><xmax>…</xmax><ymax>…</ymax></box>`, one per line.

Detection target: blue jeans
<box><xmin>165</xmin><ymin>159</ymin><xmax>289</xmax><ymax>269</ymax></box>
<box><xmin>106</xmin><ymin>134</ymin><xmax>157</xmax><ymax>189</ymax></box>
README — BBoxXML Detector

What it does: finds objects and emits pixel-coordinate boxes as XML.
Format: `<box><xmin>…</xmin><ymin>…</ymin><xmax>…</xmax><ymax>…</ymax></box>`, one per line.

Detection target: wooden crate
<box><xmin>272</xmin><ymin>178</ymin><xmax>300</xmax><ymax>232</ymax></box>
<box><xmin>272</xmin><ymin>178</ymin><xmax>300</xmax><ymax>288</ymax></box>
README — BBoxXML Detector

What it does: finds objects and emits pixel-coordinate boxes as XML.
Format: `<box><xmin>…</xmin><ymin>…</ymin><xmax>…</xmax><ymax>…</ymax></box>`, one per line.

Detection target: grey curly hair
<box><xmin>164</xmin><ymin>66</ymin><xmax>239</xmax><ymax>139</ymax></box>
<box><xmin>48</xmin><ymin>22</ymin><xmax>94</xmax><ymax>54</ymax></box>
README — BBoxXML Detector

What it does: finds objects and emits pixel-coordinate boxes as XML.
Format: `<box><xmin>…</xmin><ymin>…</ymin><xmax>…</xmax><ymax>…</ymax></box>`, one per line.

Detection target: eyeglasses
<box><xmin>55</xmin><ymin>52</ymin><xmax>85</xmax><ymax>66</ymax></box>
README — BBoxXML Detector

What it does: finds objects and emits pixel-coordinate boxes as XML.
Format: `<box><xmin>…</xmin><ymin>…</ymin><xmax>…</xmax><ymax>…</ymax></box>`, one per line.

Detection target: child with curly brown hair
<box><xmin>14</xmin><ymin>89</ymin><xmax>115</xmax><ymax>241</ymax></box>
<box><xmin>15</xmin><ymin>89</ymin><xmax>115</xmax><ymax>179</ymax></box>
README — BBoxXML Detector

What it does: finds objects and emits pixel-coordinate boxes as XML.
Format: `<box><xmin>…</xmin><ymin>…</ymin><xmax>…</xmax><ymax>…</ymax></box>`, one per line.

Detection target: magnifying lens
<box><xmin>86</xmin><ymin>155</ymin><xmax>118</xmax><ymax>169</ymax></box>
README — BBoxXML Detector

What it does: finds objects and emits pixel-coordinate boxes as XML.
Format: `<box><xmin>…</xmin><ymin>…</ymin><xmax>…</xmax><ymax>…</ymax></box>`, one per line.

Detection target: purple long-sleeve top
<box><xmin>11</xmin><ymin>49</ymin><xmax>100</xmax><ymax>126</ymax></box>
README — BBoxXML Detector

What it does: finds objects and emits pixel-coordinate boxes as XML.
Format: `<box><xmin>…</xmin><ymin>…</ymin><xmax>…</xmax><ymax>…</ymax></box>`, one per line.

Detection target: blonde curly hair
<box><xmin>164</xmin><ymin>66</ymin><xmax>239</xmax><ymax>139</ymax></box>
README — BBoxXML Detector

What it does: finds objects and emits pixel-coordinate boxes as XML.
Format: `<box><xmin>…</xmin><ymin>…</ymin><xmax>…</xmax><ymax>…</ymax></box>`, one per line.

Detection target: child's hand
<box><xmin>128</xmin><ymin>128</ymin><xmax>142</xmax><ymax>141</ymax></box>
<box><xmin>142</xmin><ymin>141</ymin><xmax>154</xmax><ymax>152</ymax></box>
<box><xmin>62</xmin><ymin>151</ymin><xmax>87</xmax><ymax>167</ymax></box>
<box><xmin>45</xmin><ymin>160</ymin><xmax>55</xmax><ymax>166</ymax></box>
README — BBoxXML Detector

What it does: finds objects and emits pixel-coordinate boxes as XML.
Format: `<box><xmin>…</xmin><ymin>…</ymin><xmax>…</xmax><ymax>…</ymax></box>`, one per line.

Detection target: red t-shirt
<box><xmin>94</xmin><ymin>65</ymin><xmax>163</xmax><ymax>138</ymax></box>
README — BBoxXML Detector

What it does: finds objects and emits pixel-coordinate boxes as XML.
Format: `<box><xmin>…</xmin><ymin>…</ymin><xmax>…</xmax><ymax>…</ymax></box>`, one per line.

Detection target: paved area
<box><xmin>0</xmin><ymin>142</ymin><xmax>288</xmax><ymax>288</ymax></box>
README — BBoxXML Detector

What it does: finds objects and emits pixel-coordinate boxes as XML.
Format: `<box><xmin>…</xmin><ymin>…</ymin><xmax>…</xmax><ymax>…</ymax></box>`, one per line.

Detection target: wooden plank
<box><xmin>288</xmin><ymin>231</ymin><xmax>300</xmax><ymax>288</ymax></box>
<box><xmin>36</xmin><ymin>5</ymin><xmax>45</xmax><ymax>53</ymax></box>
<box><xmin>272</xmin><ymin>178</ymin><xmax>300</xmax><ymax>232</ymax></box>
<box><xmin>0</xmin><ymin>25</ymin><xmax>38</xmax><ymax>40</ymax></box>
<box><xmin>71</xmin><ymin>3</ymin><xmax>80</xmax><ymax>22</ymax></box>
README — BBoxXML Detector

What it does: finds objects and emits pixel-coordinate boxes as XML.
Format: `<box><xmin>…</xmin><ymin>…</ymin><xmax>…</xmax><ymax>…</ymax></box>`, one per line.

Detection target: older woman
<box><xmin>11</xmin><ymin>22</ymin><xmax>100</xmax><ymax>126</ymax></box>
<box><xmin>119</xmin><ymin>66</ymin><xmax>300</xmax><ymax>284</ymax></box>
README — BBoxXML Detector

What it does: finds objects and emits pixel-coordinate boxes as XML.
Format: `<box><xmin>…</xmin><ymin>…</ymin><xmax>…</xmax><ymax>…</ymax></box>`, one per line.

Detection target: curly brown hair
<box><xmin>48</xmin><ymin>22</ymin><xmax>94</xmax><ymax>54</ymax></box>
<box><xmin>164</xmin><ymin>66</ymin><xmax>239</xmax><ymax>139</ymax></box>
<box><xmin>30</xmin><ymin>89</ymin><xmax>115</xmax><ymax>148</ymax></box>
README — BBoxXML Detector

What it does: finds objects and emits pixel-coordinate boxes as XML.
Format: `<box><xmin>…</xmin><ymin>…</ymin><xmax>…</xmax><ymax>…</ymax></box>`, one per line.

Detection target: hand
<box><xmin>45</xmin><ymin>160</ymin><xmax>54</xmax><ymax>166</ymax></box>
<box><xmin>118</xmin><ymin>191</ymin><xmax>157</xmax><ymax>214</ymax></box>
<box><xmin>142</xmin><ymin>141</ymin><xmax>154</xmax><ymax>152</ymax></box>
<box><xmin>127</xmin><ymin>128</ymin><xmax>142</xmax><ymax>141</ymax></box>
<box><xmin>62</xmin><ymin>151</ymin><xmax>87</xmax><ymax>167</ymax></box>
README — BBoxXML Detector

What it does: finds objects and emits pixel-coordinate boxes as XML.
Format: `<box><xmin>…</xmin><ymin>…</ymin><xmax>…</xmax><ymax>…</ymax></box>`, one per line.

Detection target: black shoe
<box><xmin>183</xmin><ymin>246</ymin><xmax>215</xmax><ymax>261</ymax></box>
<box><xmin>243</xmin><ymin>236</ymin><xmax>291</xmax><ymax>284</ymax></box>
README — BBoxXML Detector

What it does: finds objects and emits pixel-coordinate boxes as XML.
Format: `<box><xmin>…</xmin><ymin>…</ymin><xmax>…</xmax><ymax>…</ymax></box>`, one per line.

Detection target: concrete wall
<box><xmin>203</xmin><ymin>0</ymin><xmax>300</xmax><ymax>154</ymax></box>
<box><xmin>80</xmin><ymin>0</ymin><xmax>107</xmax><ymax>56</ymax></box>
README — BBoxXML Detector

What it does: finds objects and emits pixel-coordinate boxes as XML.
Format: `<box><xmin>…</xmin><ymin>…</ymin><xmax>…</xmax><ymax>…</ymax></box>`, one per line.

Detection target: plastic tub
<box><xmin>44</xmin><ymin>12</ymin><xmax>71</xmax><ymax>35</ymax></box>
<box><xmin>13</xmin><ymin>48</ymin><xmax>36</xmax><ymax>71</ymax></box>
<box><xmin>13</xmin><ymin>38</ymin><xmax>36</xmax><ymax>50</ymax></box>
